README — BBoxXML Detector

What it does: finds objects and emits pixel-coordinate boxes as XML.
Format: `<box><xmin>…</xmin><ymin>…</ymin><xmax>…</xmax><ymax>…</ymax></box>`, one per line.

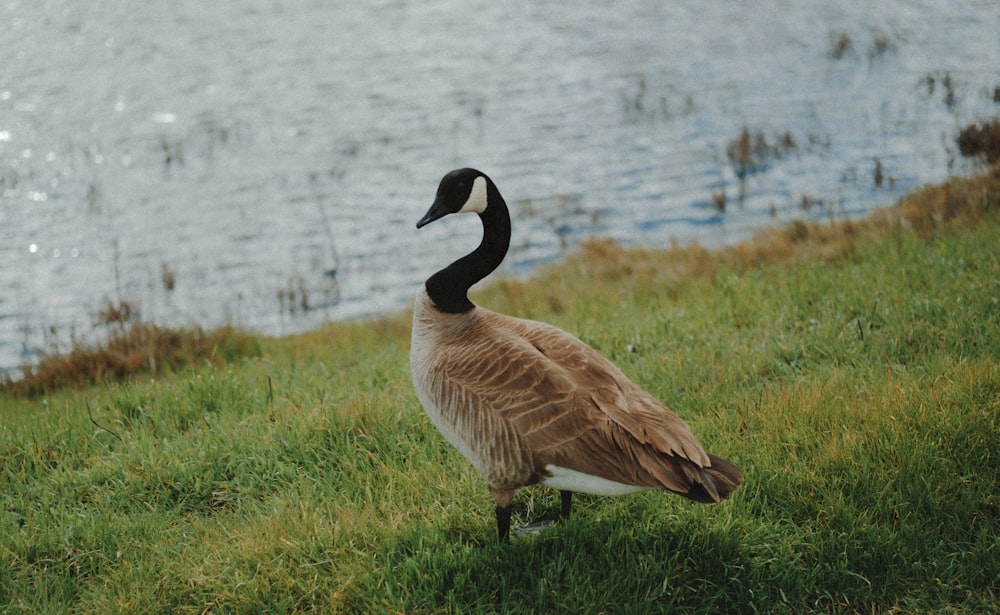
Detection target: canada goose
<box><xmin>410</xmin><ymin>168</ymin><xmax>743</xmax><ymax>542</ymax></box>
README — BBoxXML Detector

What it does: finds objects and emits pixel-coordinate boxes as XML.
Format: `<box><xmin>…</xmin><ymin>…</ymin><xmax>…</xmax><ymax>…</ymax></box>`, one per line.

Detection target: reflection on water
<box><xmin>2</xmin><ymin>0</ymin><xmax>999</xmax><ymax>372</ymax></box>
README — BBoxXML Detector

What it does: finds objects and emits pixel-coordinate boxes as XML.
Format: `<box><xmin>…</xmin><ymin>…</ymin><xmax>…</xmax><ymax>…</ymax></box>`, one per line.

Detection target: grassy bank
<box><xmin>2</xmin><ymin>165</ymin><xmax>999</xmax><ymax>613</ymax></box>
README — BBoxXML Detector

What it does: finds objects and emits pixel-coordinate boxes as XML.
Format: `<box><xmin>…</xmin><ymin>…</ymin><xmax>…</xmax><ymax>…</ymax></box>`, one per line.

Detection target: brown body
<box><xmin>411</xmin><ymin>289</ymin><xmax>742</xmax><ymax>513</ymax></box>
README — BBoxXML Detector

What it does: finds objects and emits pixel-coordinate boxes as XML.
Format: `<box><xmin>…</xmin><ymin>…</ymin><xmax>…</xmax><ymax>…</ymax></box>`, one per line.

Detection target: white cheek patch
<box><xmin>457</xmin><ymin>176</ymin><xmax>488</xmax><ymax>215</ymax></box>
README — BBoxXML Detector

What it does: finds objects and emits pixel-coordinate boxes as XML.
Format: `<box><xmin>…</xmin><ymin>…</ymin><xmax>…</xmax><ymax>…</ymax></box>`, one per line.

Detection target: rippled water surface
<box><xmin>2</xmin><ymin>1</ymin><xmax>999</xmax><ymax>371</ymax></box>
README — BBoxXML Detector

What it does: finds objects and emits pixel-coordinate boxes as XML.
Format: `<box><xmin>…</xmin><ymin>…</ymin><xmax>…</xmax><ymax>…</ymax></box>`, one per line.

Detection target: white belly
<box><xmin>542</xmin><ymin>465</ymin><xmax>650</xmax><ymax>496</ymax></box>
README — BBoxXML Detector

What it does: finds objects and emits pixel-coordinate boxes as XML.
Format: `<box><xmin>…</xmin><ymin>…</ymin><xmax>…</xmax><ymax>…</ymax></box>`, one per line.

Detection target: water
<box><xmin>2</xmin><ymin>0</ymin><xmax>999</xmax><ymax>373</ymax></box>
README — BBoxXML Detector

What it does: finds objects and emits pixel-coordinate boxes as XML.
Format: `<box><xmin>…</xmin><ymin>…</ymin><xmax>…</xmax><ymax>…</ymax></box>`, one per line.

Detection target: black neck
<box><xmin>425</xmin><ymin>181</ymin><xmax>511</xmax><ymax>313</ymax></box>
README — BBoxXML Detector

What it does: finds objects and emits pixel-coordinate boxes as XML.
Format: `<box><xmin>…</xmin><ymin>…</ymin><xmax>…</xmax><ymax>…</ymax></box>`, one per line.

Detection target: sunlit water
<box><xmin>2</xmin><ymin>0</ymin><xmax>999</xmax><ymax>373</ymax></box>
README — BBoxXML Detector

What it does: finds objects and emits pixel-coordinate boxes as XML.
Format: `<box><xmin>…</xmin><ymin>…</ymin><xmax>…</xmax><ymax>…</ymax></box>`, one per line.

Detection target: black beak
<box><xmin>416</xmin><ymin>198</ymin><xmax>451</xmax><ymax>229</ymax></box>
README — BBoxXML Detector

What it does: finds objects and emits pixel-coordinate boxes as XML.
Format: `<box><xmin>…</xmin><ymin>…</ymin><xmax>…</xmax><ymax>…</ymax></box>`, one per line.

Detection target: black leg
<box><xmin>496</xmin><ymin>504</ymin><xmax>512</xmax><ymax>542</ymax></box>
<box><xmin>560</xmin><ymin>490</ymin><xmax>573</xmax><ymax>519</ymax></box>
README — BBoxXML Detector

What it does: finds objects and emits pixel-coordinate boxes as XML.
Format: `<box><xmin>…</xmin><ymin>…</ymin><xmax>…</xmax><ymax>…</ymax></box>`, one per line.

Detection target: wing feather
<box><xmin>471</xmin><ymin>310</ymin><xmax>724</xmax><ymax>497</ymax></box>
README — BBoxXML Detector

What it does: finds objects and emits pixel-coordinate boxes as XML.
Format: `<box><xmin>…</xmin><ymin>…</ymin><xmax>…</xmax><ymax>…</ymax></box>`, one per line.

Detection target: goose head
<box><xmin>416</xmin><ymin>168</ymin><xmax>490</xmax><ymax>228</ymax></box>
<box><xmin>415</xmin><ymin>168</ymin><xmax>511</xmax><ymax>314</ymax></box>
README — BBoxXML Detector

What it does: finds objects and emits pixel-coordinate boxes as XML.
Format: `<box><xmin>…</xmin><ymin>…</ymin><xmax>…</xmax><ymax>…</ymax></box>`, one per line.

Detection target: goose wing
<box><xmin>453</xmin><ymin>311</ymin><xmax>726</xmax><ymax>498</ymax></box>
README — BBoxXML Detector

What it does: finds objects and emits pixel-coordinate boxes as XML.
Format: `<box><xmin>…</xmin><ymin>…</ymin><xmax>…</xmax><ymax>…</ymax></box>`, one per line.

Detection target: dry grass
<box><xmin>731</xmin><ymin>160</ymin><xmax>1000</xmax><ymax>267</ymax></box>
<box><xmin>726</xmin><ymin>128</ymin><xmax>796</xmax><ymax>180</ymax></box>
<box><xmin>957</xmin><ymin>119</ymin><xmax>1000</xmax><ymax>165</ymax></box>
<box><xmin>830</xmin><ymin>32</ymin><xmax>853</xmax><ymax>59</ymax></box>
<box><xmin>1</xmin><ymin>324</ymin><xmax>260</xmax><ymax>398</ymax></box>
<box><xmin>595</xmin><ymin>159</ymin><xmax>997</xmax><ymax>284</ymax></box>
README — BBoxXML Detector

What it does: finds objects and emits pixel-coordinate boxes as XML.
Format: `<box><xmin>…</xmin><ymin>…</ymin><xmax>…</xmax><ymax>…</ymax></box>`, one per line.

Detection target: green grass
<box><xmin>2</xmin><ymin>167</ymin><xmax>999</xmax><ymax>613</ymax></box>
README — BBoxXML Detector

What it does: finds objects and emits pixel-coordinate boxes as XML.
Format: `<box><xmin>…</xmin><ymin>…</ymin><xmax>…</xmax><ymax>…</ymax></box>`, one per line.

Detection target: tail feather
<box><xmin>704</xmin><ymin>454</ymin><xmax>743</xmax><ymax>501</ymax></box>
<box><xmin>677</xmin><ymin>454</ymin><xmax>743</xmax><ymax>504</ymax></box>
